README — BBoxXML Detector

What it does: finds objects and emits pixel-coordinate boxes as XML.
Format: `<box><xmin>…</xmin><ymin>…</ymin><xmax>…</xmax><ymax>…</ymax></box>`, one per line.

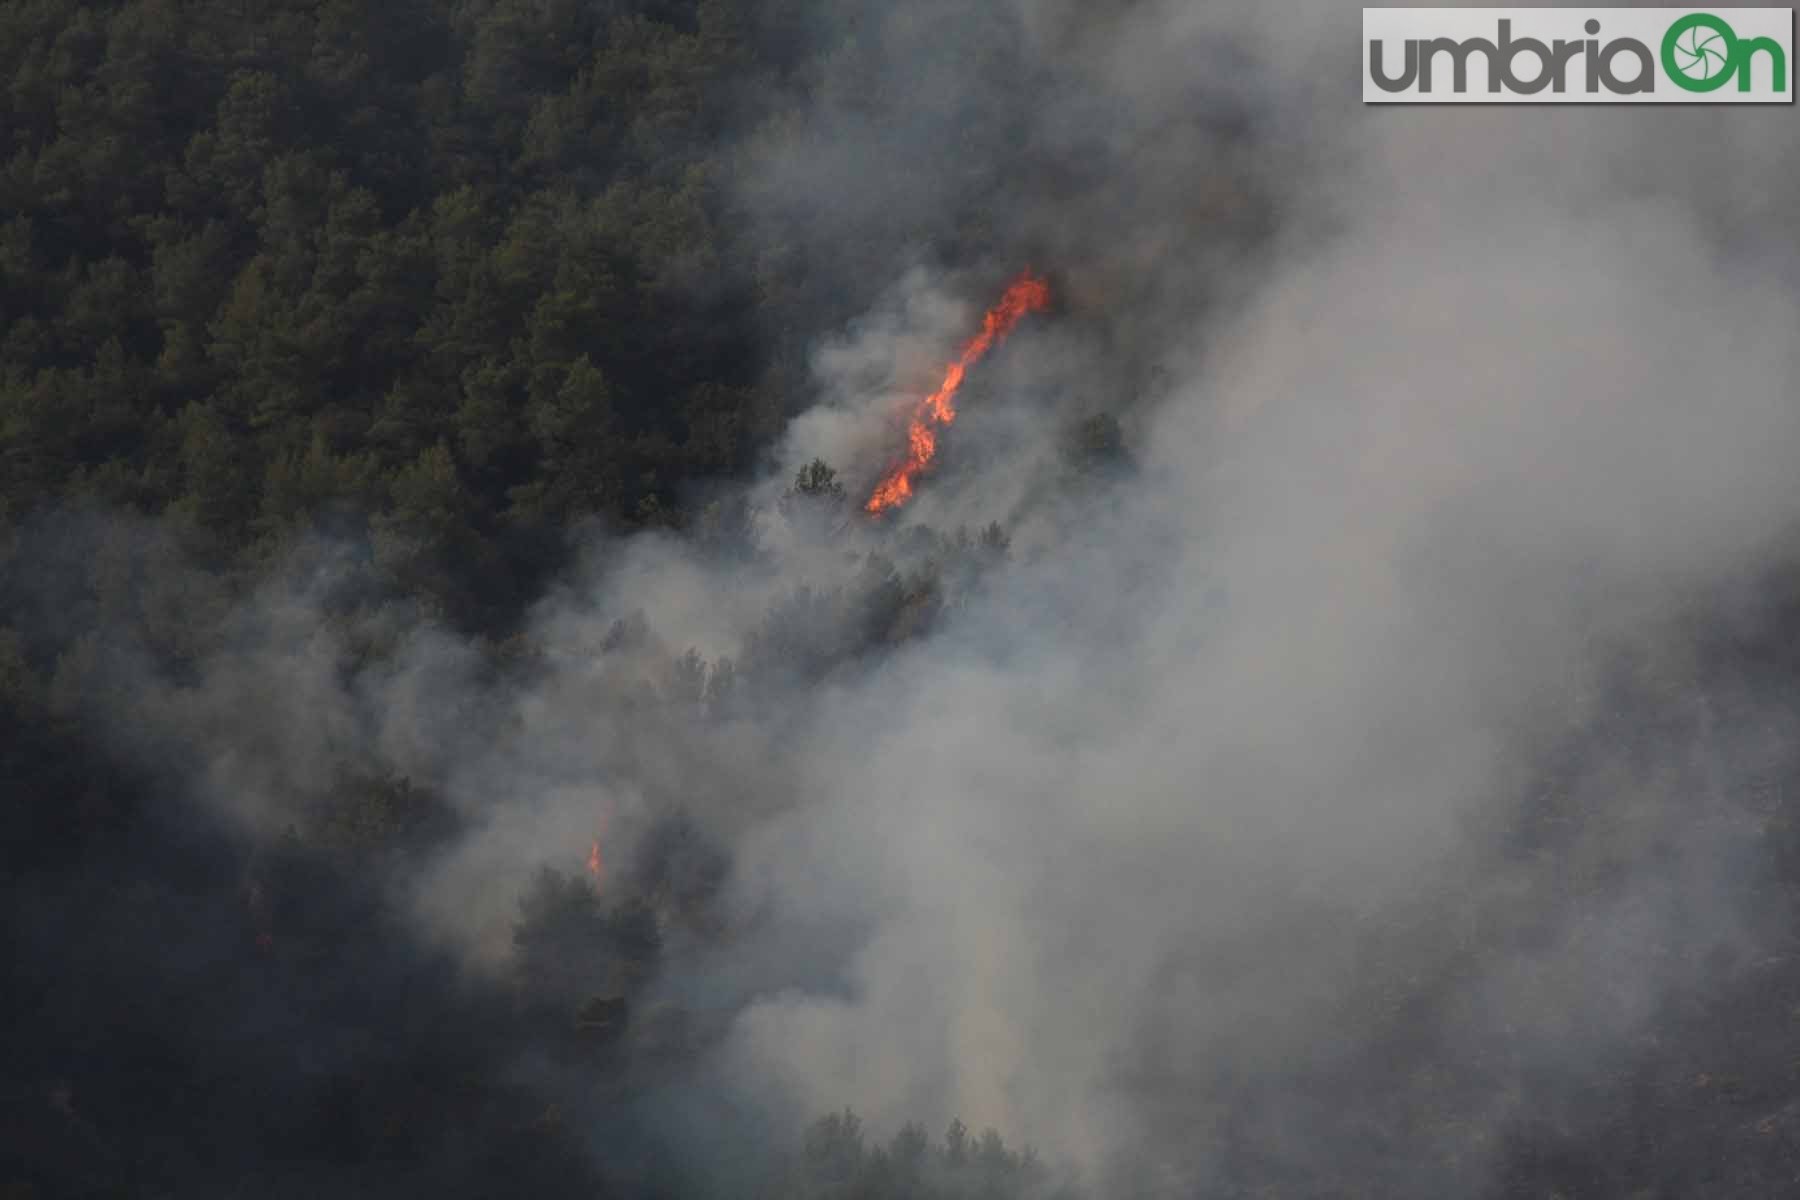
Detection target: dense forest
<box><xmin>0</xmin><ymin>2</ymin><xmax>1091</xmax><ymax>1195</ymax></box>
<box><xmin>7</xmin><ymin>2</ymin><xmax>1800</xmax><ymax>1198</ymax></box>
<box><xmin>0</xmin><ymin>0</ymin><xmax>828</xmax><ymax>628</ymax></box>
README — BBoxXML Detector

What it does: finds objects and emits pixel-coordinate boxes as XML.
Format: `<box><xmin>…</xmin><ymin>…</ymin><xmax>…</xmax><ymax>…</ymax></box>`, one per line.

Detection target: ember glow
<box><xmin>865</xmin><ymin>272</ymin><xmax>1051</xmax><ymax>513</ymax></box>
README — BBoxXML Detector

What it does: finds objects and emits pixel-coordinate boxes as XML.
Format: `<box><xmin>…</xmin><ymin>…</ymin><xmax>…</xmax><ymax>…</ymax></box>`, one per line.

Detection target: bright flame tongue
<box><xmin>586</xmin><ymin>839</ymin><xmax>602</xmax><ymax>882</ymax></box>
<box><xmin>865</xmin><ymin>272</ymin><xmax>1051</xmax><ymax>513</ymax></box>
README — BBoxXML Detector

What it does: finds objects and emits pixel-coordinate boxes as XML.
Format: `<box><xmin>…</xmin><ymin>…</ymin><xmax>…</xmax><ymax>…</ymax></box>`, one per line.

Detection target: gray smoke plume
<box><xmin>16</xmin><ymin>2</ymin><xmax>1800</xmax><ymax>1196</ymax></box>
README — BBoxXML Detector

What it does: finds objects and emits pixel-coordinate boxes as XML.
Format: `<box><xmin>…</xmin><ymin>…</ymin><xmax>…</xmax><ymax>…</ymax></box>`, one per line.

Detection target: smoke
<box><xmin>682</xmin><ymin>1</ymin><xmax>1800</xmax><ymax>1189</ymax></box>
<box><xmin>13</xmin><ymin>2</ymin><xmax>1800</xmax><ymax>1196</ymax></box>
<box><xmin>702</xmin><ymin>200</ymin><xmax>1800</xmax><ymax>1181</ymax></box>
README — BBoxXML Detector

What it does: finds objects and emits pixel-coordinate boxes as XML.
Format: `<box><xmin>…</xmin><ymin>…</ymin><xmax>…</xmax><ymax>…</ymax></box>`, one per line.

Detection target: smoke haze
<box><xmin>10</xmin><ymin>2</ymin><xmax>1800</xmax><ymax>1197</ymax></box>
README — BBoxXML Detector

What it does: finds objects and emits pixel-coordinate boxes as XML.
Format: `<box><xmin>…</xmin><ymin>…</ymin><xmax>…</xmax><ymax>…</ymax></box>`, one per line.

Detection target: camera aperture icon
<box><xmin>1669</xmin><ymin>18</ymin><xmax>1733</xmax><ymax>81</ymax></box>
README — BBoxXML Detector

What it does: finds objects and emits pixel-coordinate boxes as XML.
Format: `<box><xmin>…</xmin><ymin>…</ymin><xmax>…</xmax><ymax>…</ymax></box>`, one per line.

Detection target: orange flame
<box><xmin>586</xmin><ymin>839</ymin><xmax>603</xmax><ymax>883</ymax></box>
<box><xmin>865</xmin><ymin>272</ymin><xmax>1051</xmax><ymax>513</ymax></box>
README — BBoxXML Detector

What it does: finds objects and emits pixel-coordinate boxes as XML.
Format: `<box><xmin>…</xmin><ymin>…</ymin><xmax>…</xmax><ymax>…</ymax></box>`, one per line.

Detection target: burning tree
<box><xmin>865</xmin><ymin>273</ymin><xmax>1051</xmax><ymax>514</ymax></box>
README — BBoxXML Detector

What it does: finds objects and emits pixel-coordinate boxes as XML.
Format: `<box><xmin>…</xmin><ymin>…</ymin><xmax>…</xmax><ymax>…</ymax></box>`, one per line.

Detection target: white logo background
<box><xmin>1365</xmin><ymin>8</ymin><xmax>1794</xmax><ymax>103</ymax></box>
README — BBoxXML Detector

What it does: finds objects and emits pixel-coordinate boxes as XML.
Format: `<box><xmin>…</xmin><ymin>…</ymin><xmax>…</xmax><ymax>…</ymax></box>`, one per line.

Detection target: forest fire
<box><xmin>586</xmin><ymin>838</ymin><xmax>603</xmax><ymax>883</ymax></box>
<box><xmin>865</xmin><ymin>272</ymin><xmax>1052</xmax><ymax>513</ymax></box>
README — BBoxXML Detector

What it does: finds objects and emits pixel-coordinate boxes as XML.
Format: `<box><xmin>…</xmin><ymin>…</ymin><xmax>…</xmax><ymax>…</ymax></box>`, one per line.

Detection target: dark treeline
<box><xmin>8</xmin><ymin>3</ymin><xmax>1800</xmax><ymax>1200</ymax></box>
<box><xmin>0</xmin><ymin>0</ymin><xmax>922</xmax><ymax>628</ymax></box>
<box><xmin>0</xmin><ymin>2</ymin><xmax>1063</xmax><ymax>1196</ymax></box>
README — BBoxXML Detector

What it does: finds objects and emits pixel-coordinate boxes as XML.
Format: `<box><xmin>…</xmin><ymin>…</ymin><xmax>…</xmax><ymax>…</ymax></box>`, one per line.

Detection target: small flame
<box><xmin>586</xmin><ymin>839</ymin><xmax>603</xmax><ymax>882</ymax></box>
<box><xmin>866</xmin><ymin>272</ymin><xmax>1051</xmax><ymax>513</ymax></box>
